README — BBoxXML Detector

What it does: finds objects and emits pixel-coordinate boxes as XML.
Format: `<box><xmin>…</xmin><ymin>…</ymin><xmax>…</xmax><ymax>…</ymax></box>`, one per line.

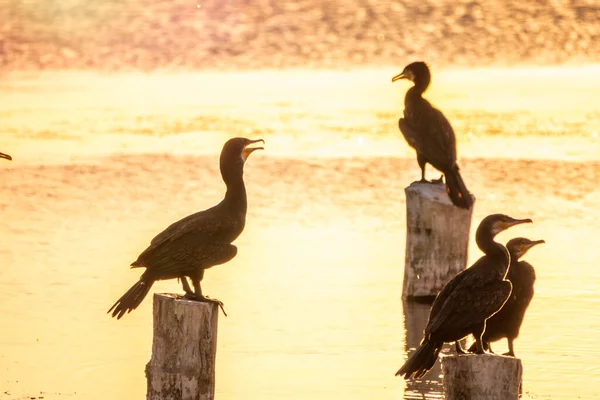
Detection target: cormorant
<box><xmin>467</xmin><ymin>237</ymin><xmax>543</xmax><ymax>356</ymax></box>
<box><xmin>108</xmin><ymin>137</ymin><xmax>264</xmax><ymax>319</ymax></box>
<box><xmin>395</xmin><ymin>214</ymin><xmax>532</xmax><ymax>379</ymax></box>
<box><xmin>392</xmin><ymin>62</ymin><xmax>473</xmax><ymax>209</ymax></box>
<box><xmin>0</xmin><ymin>152</ymin><xmax>11</xmax><ymax>160</ymax></box>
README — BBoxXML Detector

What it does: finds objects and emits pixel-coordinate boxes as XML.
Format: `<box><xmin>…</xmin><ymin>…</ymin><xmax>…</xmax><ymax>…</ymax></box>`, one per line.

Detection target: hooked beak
<box><xmin>242</xmin><ymin>139</ymin><xmax>264</xmax><ymax>161</ymax></box>
<box><xmin>503</xmin><ymin>217</ymin><xmax>533</xmax><ymax>230</ymax></box>
<box><xmin>0</xmin><ymin>152</ymin><xmax>12</xmax><ymax>161</ymax></box>
<box><xmin>391</xmin><ymin>72</ymin><xmax>406</xmax><ymax>83</ymax></box>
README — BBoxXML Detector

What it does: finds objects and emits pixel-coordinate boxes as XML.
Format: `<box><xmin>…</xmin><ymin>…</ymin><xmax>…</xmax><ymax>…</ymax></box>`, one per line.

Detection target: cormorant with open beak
<box><xmin>392</xmin><ymin>62</ymin><xmax>473</xmax><ymax>209</ymax></box>
<box><xmin>395</xmin><ymin>214</ymin><xmax>532</xmax><ymax>379</ymax></box>
<box><xmin>108</xmin><ymin>137</ymin><xmax>264</xmax><ymax>319</ymax></box>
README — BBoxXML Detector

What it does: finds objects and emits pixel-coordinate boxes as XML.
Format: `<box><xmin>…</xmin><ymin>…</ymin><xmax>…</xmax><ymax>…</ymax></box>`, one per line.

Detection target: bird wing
<box><xmin>403</xmin><ymin>97</ymin><xmax>457</xmax><ymax>170</ymax></box>
<box><xmin>132</xmin><ymin>207</ymin><xmax>241</xmax><ymax>267</ymax></box>
<box><xmin>427</xmin><ymin>278</ymin><xmax>512</xmax><ymax>336</ymax></box>
<box><xmin>137</xmin><ymin>233</ymin><xmax>238</xmax><ymax>276</ymax></box>
<box><xmin>428</xmin><ymin>267</ymin><xmax>470</xmax><ymax>321</ymax></box>
<box><xmin>420</xmin><ymin>105</ymin><xmax>457</xmax><ymax>169</ymax></box>
<box><xmin>149</xmin><ymin>205</ymin><xmax>219</xmax><ymax>246</ymax></box>
<box><xmin>399</xmin><ymin>118</ymin><xmax>420</xmax><ymax>149</ymax></box>
<box><xmin>429</xmin><ymin>107</ymin><xmax>457</xmax><ymax>162</ymax></box>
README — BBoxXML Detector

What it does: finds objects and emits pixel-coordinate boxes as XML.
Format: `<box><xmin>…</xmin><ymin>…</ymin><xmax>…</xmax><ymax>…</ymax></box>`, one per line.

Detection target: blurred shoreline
<box><xmin>1</xmin><ymin>0</ymin><xmax>599</xmax><ymax>72</ymax></box>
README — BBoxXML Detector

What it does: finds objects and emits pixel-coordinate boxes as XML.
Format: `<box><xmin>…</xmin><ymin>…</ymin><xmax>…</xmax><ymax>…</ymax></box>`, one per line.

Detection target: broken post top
<box><xmin>153</xmin><ymin>293</ymin><xmax>221</xmax><ymax>312</ymax></box>
<box><xmin>405</xmin><ymin>181</ymin><xmax>475</xmax><ymax>209</ymax></box>
<box><xmin>441</xmin><ymin>353</ymin><xmax>523</xmax><ymax>400</ymax></box>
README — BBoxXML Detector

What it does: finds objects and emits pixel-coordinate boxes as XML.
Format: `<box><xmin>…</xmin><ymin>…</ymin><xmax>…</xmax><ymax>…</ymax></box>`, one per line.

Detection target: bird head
<box><xmin>478</xmin><ymin>214</ymin><xmax>533</xmax><ymax>238</ymax></box>
<box><xmin>392</xmin><ymin>61</ymin><xmax>430</xmax><ymax>84</ymax></box>
<box><xmin>506</xmin><ymin>237</ymin><xmax>545</xmax><ymax>260</ymax></box>
<box><xmin>220</xmin><ymin>137</ymin><xmax>264</xmax><ymax>174</ymax></box>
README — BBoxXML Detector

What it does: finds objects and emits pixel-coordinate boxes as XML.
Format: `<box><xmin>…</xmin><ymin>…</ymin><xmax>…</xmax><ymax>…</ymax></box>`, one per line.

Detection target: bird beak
<box><xmin>502</xmin><ymin>217</ymin><xmax>533</xmax><ymax>230</ymax></box>
<box><xmin>391</xmin><ymin>72</ymin><xmax>406</xmax><ymax>83</ymax></box>
<box><xmin>0</xmin><ymin>152</ymin><xmax>11</xmax><ymax>160</ymax></box>
<box><xmin>528</xmin><ymin>239</ymin><xmax>546</xmax><ymax>248</ymax></box>
<box><xmin>242</xmin><ymin>139</ymin><xmax>264</xmax><ymax>161</ymax></box>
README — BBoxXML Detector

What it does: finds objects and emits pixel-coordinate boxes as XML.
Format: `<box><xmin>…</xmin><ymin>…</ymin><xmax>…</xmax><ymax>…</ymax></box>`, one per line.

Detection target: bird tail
<box><xmin>445</xmin><ymin>164</ymin><xmax>473</xmax><ymax>209</ymax></box>
<box><xmin>395</xmin><ymin>340</ymin><xmax>442</xmax><ymax>379</ymax></box>
<box><xmin>107</xmin><ymin>279</ymin><xmax>153</xmax><ymax>319</ymax></box>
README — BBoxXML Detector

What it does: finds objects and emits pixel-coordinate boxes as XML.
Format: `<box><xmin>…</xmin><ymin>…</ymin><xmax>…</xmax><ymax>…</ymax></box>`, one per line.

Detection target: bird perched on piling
<box><xmin>395</xmin><ymin>214</ymin><xmax>532</xmax><ymax>379</ymax></box>
<box><xmin>0</xmin><ymin>152</ymin><xmax>11</xmax><ymax>160</ymax></box>
<box><xmin>108</xmin><ymin>137</ymin><xmax>264</xmax><ymax>319</ymax></box>
<box><xmin>392</xmin><ymin>61</ymin><xmax>473</xmax><ymax>209</ymax></box>
<box><xmin>467</xmin><ymin>237</ymin><xmax>543</xmax><ymax>356</ymax></box>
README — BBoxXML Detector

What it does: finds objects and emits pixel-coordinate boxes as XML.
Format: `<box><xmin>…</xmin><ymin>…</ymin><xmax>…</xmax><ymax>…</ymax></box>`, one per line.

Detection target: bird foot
<box><xmin>183</xmin><ymin>293</ymin><xmax>228</xmax><ymax>317</ymax></box>
<box><xmin>502</xmin><ymin>351</ymin><xmax>515</xmax><ymax>357</ymax></box>
<box><xmin>430</xmin><ymin>175</ymin><xmax>444</xmax><ymax>184</ymax></box>
<box><xmin>417</xmin><ymin>176</ymin><xmax>443</xmax><ymax>185</ymax></box>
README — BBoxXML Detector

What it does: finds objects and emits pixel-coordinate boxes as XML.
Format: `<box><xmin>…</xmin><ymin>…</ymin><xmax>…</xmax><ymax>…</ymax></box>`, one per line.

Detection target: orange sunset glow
<box><xmin>1</xmin><ymin>1</ymin><xmax>600</xmax><ymax>400</ymax></box>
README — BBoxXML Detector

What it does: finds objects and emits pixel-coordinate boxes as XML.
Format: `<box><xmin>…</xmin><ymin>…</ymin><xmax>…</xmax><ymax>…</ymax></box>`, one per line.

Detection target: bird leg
<box><xmin>180</xmin><ymin>276</ymin><xmax>194</xmax><ymax>295</ymax></box>
<box><xmin>455</xmin><ymin>341</ymin><xmax>467</xmax><ymax>355</ymax></box>
<box><xmin>416</xmin><ymin>154</ymin><xmax>443</xmax><ymax>184</ymax></box>
<box><xmin>189</xmin><ymin>275</ymin><xmax>227</xmax><ymax>317</ymax></box>
<box><xmin>473</xmin><ymin>337</ymin><xmax>487</xmax><ymax>354</ymax></box>
<box><xmin>417</xmin><ymin>154</ymin><xmax>430</xmax><ymax>183</ymax></box>
<box><xmin>419</xmin><ymin>167</ymin><xmax>428</xmax><ymax>183</ymax></box>
<box><xmin>502</xmin><ymin>339</ymin><xmax>516</xmax><ymax>357</ymax></box>
<box><xmin>472</xmin><ymin>324</ymin><xmax>488</xmax><ymax>355</ymax></box>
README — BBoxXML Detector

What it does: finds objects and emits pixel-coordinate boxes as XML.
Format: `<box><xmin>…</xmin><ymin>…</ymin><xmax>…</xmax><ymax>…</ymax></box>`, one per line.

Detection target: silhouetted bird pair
<box><xmin>395</xmin><ymin>214</ymin><xmax>542</xmax><ymax>379</ymax></box>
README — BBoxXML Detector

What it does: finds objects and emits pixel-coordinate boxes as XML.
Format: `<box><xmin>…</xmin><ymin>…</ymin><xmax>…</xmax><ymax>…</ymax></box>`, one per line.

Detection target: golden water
<box><xmin>1</xmin><ymin>67</ymin><xmax>599</xmax><ymax>399</ymax></box>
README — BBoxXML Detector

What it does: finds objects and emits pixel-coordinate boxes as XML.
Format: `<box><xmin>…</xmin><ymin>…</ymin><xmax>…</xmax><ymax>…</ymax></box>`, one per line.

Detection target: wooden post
<box><xmin>403</xmin><ymin>181</ymin><xmax>475</xmax><ymax>299</ymax></box>
<box><xmin>146</xmin><ymin>293</ymin><xmax>219</xmax><ymax>400</ymax></box>
<box><xmin>441</xmin><ymin>354</ymin><xmax>523</xmax><ymax>400</ymax></box>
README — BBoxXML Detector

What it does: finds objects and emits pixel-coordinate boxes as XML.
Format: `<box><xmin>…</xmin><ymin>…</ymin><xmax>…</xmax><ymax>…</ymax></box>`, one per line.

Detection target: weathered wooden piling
<box><xmin>146</xmin><ymin>293</ymin><xmax>219</xmax><ymax>400</ymax></box>
<box><xmin>403</xmin><ymin>181</ymin><xmax>475</xmax><ymax>299</ymax></box>
<box><xmin>441</xmin><ymin>354</ymin><xmax>523</xmax><ymax>400</ymax></box>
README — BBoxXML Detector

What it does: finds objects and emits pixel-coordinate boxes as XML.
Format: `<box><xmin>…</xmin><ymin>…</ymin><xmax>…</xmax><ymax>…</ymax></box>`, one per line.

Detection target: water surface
<box><xmin>1</xmin><ymin>67</ymin><xmax>599</xmax><ymax>399</ymax></box>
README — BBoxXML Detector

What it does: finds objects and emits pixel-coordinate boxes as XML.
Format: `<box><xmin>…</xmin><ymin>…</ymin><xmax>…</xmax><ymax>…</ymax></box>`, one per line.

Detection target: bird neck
<box><xmin>222</xmin><ymin>167</ymin><xmax>248</xmax><ymax>214</ymax></box>
<box><xmin>508</xmin><ymin>250</ymin><xmax>522</xmax><ymax>266</ymax></box>
<box><xmin>405</xmin><ymin>83</ymin><xmax>429</xmax><ymax>110</ymax></box>
<box><xmin>476</xmin><ymin>232</ymin><xmax>510</xmax><ymax>270</ymax></box>
<box><xmin>410</xmin><ymin>74</ymin><xmax>430</xmax><ymax>96</ymax></box>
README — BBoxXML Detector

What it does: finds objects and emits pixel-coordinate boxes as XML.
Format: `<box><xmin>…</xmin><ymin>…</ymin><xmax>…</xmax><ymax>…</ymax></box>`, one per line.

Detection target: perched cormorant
<box><xmin>0</xmin><ymin>152</ymin><xmax>11</xmax><ymax>160</ymax></box>
<box><xmin>395</xmin><ymin>214</ymin><xmax>532</xmax><ymax>379</ymax></box>
<box><xmin>108</xmin><ymin>137</ymin><xmax>264</xmax><ymax>319</ymax></box>
<box><xmin>467</xmin><ymin>237</ymin><xmax>543</xmax><ymax>356</ymax></box>
<box><xmin>392</xmin><ymin>62</ymin><xmax>473</xmax><ymax>209</ymax></box>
